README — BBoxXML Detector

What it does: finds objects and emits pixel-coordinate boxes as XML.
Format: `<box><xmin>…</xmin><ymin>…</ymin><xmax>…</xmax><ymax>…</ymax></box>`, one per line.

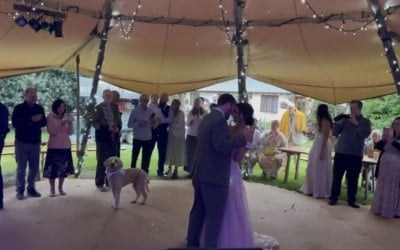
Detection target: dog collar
<box><xmin>107</xmin><ymin>169</ymin><xmax>124</xmax><ymax>178</ymax></box>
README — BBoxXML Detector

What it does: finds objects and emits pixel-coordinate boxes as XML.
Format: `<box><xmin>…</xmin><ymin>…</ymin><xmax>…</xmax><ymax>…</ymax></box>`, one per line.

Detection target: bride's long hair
<box><xmin>237</xmin><ymin>103</ymin><xmax>255</xmax><ymax>126</ymax></box>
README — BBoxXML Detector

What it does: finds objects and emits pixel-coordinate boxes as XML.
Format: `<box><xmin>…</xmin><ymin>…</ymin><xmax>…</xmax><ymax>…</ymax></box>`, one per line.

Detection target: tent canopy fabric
<box><xmin>0</xmin><ymin>0</ymin><xmax>399</xmax><ymax>104</ymax></box>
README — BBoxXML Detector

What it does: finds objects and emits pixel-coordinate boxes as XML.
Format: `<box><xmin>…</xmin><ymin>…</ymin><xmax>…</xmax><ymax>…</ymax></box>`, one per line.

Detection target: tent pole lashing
<box><xmin>370</xmin><ymin>0</ymin><xmax>400</xmax><ymax>95</ymax></box>
<box><xmin>75</xmin><ymin>0</ymin><xmax>114</xmax><ymax>177</ymax></box>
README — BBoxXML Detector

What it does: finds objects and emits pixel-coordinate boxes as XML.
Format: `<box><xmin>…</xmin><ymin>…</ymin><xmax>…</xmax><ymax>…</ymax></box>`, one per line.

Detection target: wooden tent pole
<box><xmin>234</xmin><ymin>0</ymin><xmax>248</xmax><ymax>103</ymax></box>
<box><xmin>370</xmin><ymin>0</ymin><xmax>400</xmax><ymax>95</ymax></box>
<box><xmin>75</xmin><ymin>0</ymin><xmax>114</xmax><ymax>177</ymax></box>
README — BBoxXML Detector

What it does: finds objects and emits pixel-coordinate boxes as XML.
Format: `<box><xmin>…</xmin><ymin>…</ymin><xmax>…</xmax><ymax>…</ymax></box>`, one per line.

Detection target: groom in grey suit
<box><xmin>186</xmin><ymin>93</ymin><xmax>254</xmax><ymax>248</ymax></box>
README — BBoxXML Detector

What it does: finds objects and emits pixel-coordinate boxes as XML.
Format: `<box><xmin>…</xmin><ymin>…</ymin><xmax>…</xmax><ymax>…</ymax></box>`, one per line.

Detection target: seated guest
<box><xmin>240</xmin><ymin>120</ymin><xmax>262</xmax><ymax>177</ymax></box>
<box><xmin>258</xmin><ymin>120</ymin><xmax>287</xmax><ymax>179</ymax></box>
<box><xmin>362</xmin><ymin>130</ymin><xmax>382</xmax><ymax>189</ymax></box>
<box><xmin>371</xmin><ymin>117</ymin><xmax>400</xmax><ymax>219</ymax></box>
<box><xmin>365</xmin><ymin>130</ymin><xmax>382</xmax><ymax>155</ymax></box>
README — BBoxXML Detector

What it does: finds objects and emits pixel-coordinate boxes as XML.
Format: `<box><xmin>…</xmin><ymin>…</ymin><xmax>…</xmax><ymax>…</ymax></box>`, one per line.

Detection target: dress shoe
<box><xmin>328</xmin><ymin>200</ymin><xmax>337</xmax><ymax>206</ymax></box>
<box><xmin>348</xmin><ymin>202</ymin><xmax>360</xmax><ymax>209</ymax></box>
<box><xmin>27</xmin><ymin>189</ymin><xmax>41</xmax><ymax>198</ymax></box>
<box><xmin>16</xmin><ymin>192</ymin><xmax>24</xmax><ymax>200</ymax></box>
<box><xmin>0</xmin><ymin>201</ymin><xmax>3</xmax><ymax>210</ymax></box>
<box><xmin>97</xmin><ymin>186</ymin><xmax>108</xmax><ymax>192</ymax></box>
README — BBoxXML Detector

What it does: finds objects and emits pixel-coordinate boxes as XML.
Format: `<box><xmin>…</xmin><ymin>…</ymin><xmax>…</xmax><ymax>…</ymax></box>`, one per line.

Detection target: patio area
<box><xmin>0</xmin><ymin>179</ymin><xmax>399</xmax><ymax>250</ymax></box>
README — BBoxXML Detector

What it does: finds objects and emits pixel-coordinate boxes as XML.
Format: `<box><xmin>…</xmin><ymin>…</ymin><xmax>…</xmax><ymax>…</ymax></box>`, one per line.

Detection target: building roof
<box><xmin>198</xmin><ymin>78</ymin><xmax>290</xmax><ymax>94</ymax></box>
<box><xmin>79</xmin><ymin>77</ymin><xmax>140</xmax><ymax>99</ymax></box>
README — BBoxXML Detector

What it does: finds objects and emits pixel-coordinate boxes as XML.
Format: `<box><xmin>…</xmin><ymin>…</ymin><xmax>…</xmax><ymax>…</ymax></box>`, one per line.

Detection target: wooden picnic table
<box><xmin>278</xmin><ymin>146</ymin><xmax>379</xmax><ymax>200</ymax></box>
<box><xmin>278</xmin><ymin>146</ymin><xmax>309</xmax><ymax>184</ymax></box>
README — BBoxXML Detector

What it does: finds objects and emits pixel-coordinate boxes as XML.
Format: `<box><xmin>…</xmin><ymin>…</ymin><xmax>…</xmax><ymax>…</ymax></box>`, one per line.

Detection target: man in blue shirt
<box><xmin>12</xmin><ymin>88</ymin><xmax>47</xmax><ymax>200</ymax></box>
<box><xmin>127</xmin><ymin>94</ymin><xmax>155</xmax><ymax>173</ymax></box>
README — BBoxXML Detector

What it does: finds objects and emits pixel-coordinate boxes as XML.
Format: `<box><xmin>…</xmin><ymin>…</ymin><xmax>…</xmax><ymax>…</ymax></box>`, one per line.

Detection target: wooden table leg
<box><xmin>284</xmin><ymin>154</ymin><xmax>291</xmax><ymax>183</ymax></box>
<box><xmin>295</xmin><ymin>153</ymin><xmax>300</xmax><ymax>180</ymax></box>
<box><xmin>364</xmin><ymin>163</ymin><xmax>368</xmax><ymax>200</ymax></box>
<box><xmin>371</xmin><ymin>164</ymin><xmax>376</xmax><ymax>193</ymax></box>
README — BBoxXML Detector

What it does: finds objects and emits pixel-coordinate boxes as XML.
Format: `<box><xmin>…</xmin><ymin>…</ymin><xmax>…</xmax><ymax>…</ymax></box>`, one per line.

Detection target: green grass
<box><xmin>1</xmin><ymin>131</ymin><xmax>373</xmax><ymax>204</ymax></box>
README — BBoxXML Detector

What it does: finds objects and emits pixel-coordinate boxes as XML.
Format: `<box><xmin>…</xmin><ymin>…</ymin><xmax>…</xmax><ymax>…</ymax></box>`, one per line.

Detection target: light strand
<box><xmin>218</xmin><ymin>0</ymin><xmax>234</xmax><ymax>44</ymax></box>
<box><xmin>301</xmin><ymin>0</ymin><xmax>373</xmax><ymax>35</ymax></box>
<box><xmin>115</xmin><ymin>0</ymin><xmax>142</xmax><ymax>40</ymax></box>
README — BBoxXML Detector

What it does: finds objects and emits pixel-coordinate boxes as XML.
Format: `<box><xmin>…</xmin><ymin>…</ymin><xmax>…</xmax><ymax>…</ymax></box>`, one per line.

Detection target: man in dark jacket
<box><xmin>93</xmin><ymin>89</ymin><xmax>122</xmax><ymax>191</ymax></box>
<box><xmin>12</xmin><ymin>88</ymin><xmax>47</xmax><ymax>200</ymax></box>
<box><xmin>0</xmin><ymin>100</ymin><xmax>10</xmax><ymax>209</ymax></box>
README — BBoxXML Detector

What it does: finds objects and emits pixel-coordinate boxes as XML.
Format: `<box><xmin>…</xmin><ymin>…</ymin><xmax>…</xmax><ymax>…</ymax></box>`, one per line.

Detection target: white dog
<box><xmin>104</xmin><ymin>156</ymin><xmax>150</xmax><ymax>209</ymax></box>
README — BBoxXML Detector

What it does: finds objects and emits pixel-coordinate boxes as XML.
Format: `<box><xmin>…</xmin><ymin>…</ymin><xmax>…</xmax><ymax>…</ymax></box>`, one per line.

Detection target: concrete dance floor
<box><xmin>0</xmin><ymin>179</ymin><xmax>399</xmax><ymax>250</ymax></box>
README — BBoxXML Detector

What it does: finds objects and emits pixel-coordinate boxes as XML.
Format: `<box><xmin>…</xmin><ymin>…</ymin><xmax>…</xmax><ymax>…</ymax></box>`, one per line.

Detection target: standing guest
<box><xmin>149</xmin><ymin>94</ymin><xmax>159</xmax><ymax>115</ymax></box>
<box><xmin>112</xmin><ymin>90</ymin><xmax>122</xmax><ymax>157</ymax></box>
<box><xmin>371</xmin><ymin>117</ymin><xmax>400</xmax><ymax>218</ymax></box>
<box><xmin>300</xmin><ymin>104</ymin><xmax>333</xmax><ymax>198</ymax></box>
<box><xmin>127</xmin><ymin>94</ymin><xmax>154</xmax><ymax>173</ymax></box>
<box><xmin>280</xmin><ymin>104</ymin><xmax>307</xmax><ymax>147</ymax></box>
<box><xmin>258</xmin><ymin>120</ymin><xmax>287</xmax><ymax>179</ymax></box>
<box><xmin>43</xmin><ymin>99</ymin><xmax>74</xmax><ymax>197</ymax></box>
<box><xmin>184</xmin><ymin>97</ymin><xmax>206</xmax><ymax>176</ymax></box>
<box><xmin>165</xmin><ymin>99</ymin><xmax>186</xmax><ymax>179</ymax></box>
<box><xmin>92</xmin><ymin>89</ymin><xmax>122</xmax><ymax>192</ymax></box>
<box><xmin>148</xmin><ymin>94</ymin><xmax>159</xmax><ymax>162</ymax></box>
<box><xmin>329</xmin><ymin>100</ymin><xmax>371</xmax><ymax>208</ymax></box>
<box><xmin>12</xmin><ymin>87</ymin><xmax>47</xmax><ymax>200</ymax></box>
<box><xmin>151</xmin><ymin>93</ymin><xmax>173</xmax><ymax>177</ymax></box>
<box><xmin>0</xmin><ymin>101</ymin><xmax>10</xmax><ymax>209</ymax></box>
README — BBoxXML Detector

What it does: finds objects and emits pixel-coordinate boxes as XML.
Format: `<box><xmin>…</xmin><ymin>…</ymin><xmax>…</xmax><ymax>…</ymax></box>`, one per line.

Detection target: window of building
<box><xmin>260</xmin><ymin>95</ymin><xmax>279</xmax><ymax>113</ymax></box>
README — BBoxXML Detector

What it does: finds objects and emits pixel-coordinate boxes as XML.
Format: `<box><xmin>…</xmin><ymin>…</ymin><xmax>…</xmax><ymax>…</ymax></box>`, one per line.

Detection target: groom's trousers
<box><xmin>186</xmin><ymin>181</ymin><xmax>228</xmax><ymax>248</ymax></box>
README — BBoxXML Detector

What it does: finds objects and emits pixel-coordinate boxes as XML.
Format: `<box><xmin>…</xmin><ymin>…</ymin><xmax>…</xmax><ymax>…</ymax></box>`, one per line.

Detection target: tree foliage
<box><xmin>362</xmin><ymin>94</ymin><xmax>400</xmax><ymax>130</ymax></box>
<box><xmin>0</xmin><ymin>69</ymin><xmax>78</xmax><ymax>114</ymax></box>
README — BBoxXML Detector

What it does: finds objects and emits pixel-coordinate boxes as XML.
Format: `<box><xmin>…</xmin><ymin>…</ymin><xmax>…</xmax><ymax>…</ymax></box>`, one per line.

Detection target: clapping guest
<box><xmin>127</xmin><ymin>94</ymin><xmax>154</xmax><ymax>173</ymax></box>
<box><xmin>258</xmin><ymin>120</ymin><xmax>287</xmax><ymax>179</ymax></box>
<box><xmin>151</xmin><ymin>93</ymin><xmax>173</xmax><ymax>177</ymax></box>
<box><xmin>184</xmin><ymin>97</ymin><xmax>206</xmax><ymax>176</ymax></box>
<box><xmin>43</xmin><ymin>99</ymin><xmax>74</xmax><ymax>197</ymax></box>
<box><xmin>165</xmin><ymin>99</ymin><xmax>186</xmax><ymax>179</ymax></box>
<box><xmin>371</xmin><ymin>117</ymin><xmax>400</xmax><ymax>219</ymax></box>
<box><xmin>92</xmin><ymin>89</ymin><xmax>122</xmax><ymax>191</ymax></box>
<box><xmin>111</xmin><ymin>90</ymin><xmax>122</xmax><ymax>157</ymax></box>
<box><xmin>12</xmin><ymin>87</ymin><xmax>47</xmax><ymax>200</ymax></box>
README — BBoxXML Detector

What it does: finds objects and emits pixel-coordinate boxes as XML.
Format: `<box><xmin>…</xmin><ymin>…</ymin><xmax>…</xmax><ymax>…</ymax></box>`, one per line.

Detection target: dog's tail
<box><xmin>146</xmin><ymin>180</ymin><xmax>150</xmax><ymax>193</ymax></box>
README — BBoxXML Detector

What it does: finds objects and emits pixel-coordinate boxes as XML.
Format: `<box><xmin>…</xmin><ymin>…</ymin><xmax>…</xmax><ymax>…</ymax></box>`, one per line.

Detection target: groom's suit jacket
<box><xmin>193</xmin><ymin>108</ymin><xmax>246</xmax><ymax>187</ymax></box>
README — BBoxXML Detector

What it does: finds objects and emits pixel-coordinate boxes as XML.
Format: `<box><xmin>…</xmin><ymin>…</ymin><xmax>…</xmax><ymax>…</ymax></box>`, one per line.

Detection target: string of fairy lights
<box><xmin>300</xmin><ymin>0</ymin><xmax>374</xmax><ymax>35</ymax></box>
<box><xmin>114</xmin><ymin>0</ymin><xmax>142</xmax><ymax>39</ymax></box>
<box><xmin>218</xmin><ymin>0</ymin><xmax>234</xmax><ymax>44</ymax></box>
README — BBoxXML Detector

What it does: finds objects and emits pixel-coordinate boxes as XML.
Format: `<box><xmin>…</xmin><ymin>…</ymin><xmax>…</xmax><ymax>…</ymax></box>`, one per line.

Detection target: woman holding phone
<box><xmin>371</xmin><ymin>117</ymin><xmax>400</xmax><ymax>219</ymax></box>
<box><xmin>43</xmin><ymin>99</ymin><xmax>74</xmax><ymax>197</ymax></box>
